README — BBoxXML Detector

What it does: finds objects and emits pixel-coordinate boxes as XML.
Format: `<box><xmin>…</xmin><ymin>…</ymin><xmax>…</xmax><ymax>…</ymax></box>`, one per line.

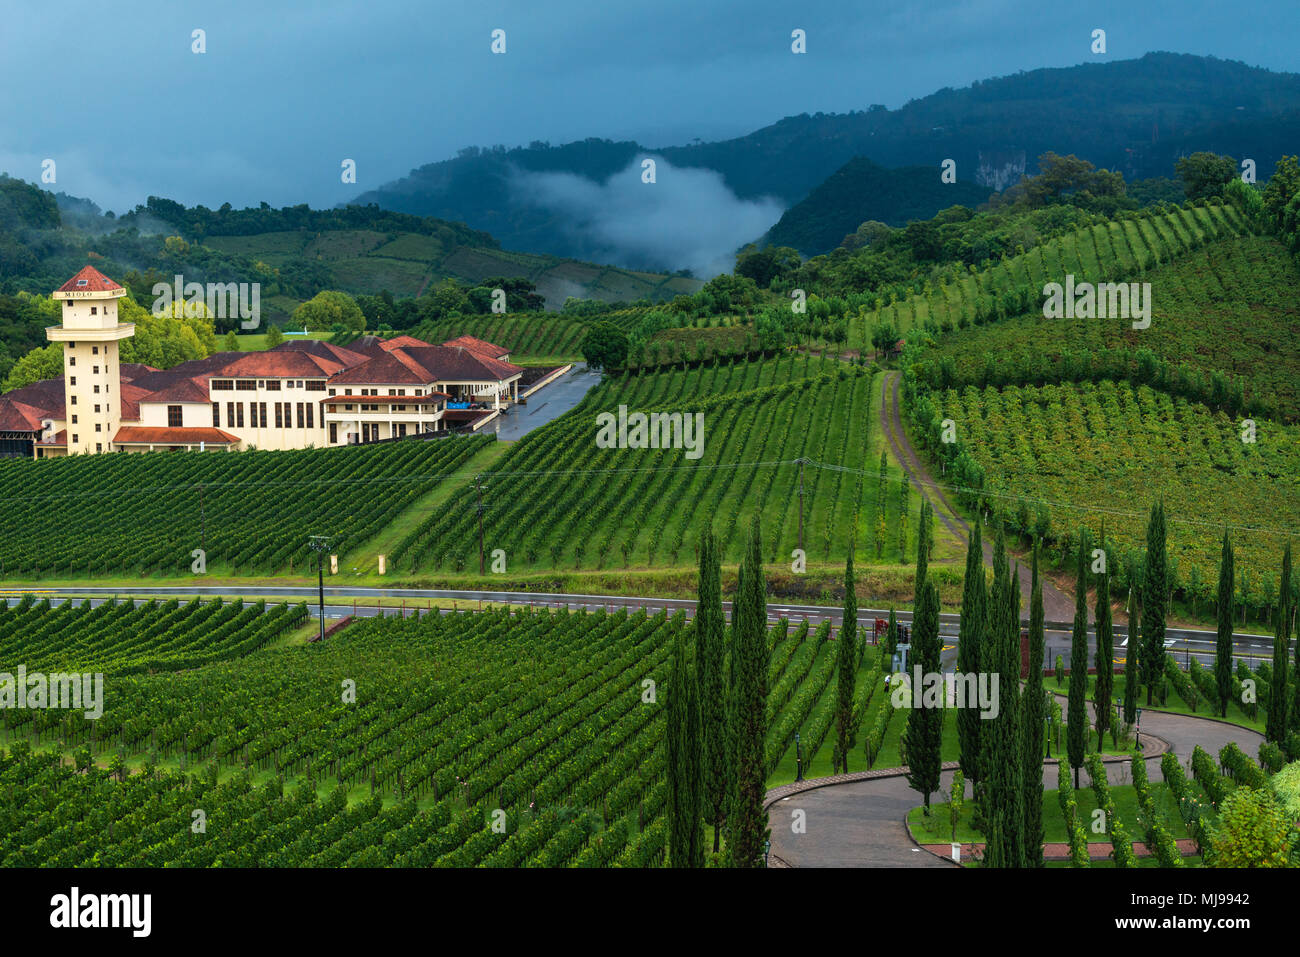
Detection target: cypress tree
<box><xmin>728</xmin><ymin>517</ymin><xmax>770</xmax><ymax>867</ymax></box>
<box><xmin>1142</xmin><ymin>503</ymin><xmax>1168</xmax><ymax>705</ymax></box>
<box><xmin>904</xmin><ymin>580</ymin><xmax>943</xmax><ymax>813</ymax></box>
<box><xmin>1093</xmin><ymin>528</ymin><xmax>1114</xmax><ymax>750</ymax></box>
<box><xmin>667</xmin><ymin>620</ymin><xmax>704</xmax><ymax>866</ymax></box>
<box><xmin>1267</xmin><ymin>544</ymin><xmax>1291</xmax><ymax>742</ymax></box>
<box><xmin>833</xmin><ymin>549</ymin><xmax>859</xmax><ymax>773</ymax></box>
<box><xmin>982</xmin><ymin>533</ymin><xmax>1024</xmax><ymax>866</ymax></box>
<box><xmin>1067</xmin><ymin>530</ymin><xmax>1089</xmax><ymax>789</ymax></box>
<box><xmin>695</xmin><ymin>528</ymin><xmax>730</xmax><ymax>853</ymax></box>
<box><xmin>913</xmin><ymin>499</ymin><xmax>932</xmax><ymax>614</ymax></box>
<box><xmin>956</xmin><ymin>519</ymin><xmax>986</xmax><ymax>788</ymax></box>
<box><xmin>1022</xmin><ymin>541</ymin><xmax>1046</xmax><ymax>866</ymax></box>
<box><xmin>1215</xmin><ymin>533</ymin><xmax>1235</xmax><ymax>718</ymax></box>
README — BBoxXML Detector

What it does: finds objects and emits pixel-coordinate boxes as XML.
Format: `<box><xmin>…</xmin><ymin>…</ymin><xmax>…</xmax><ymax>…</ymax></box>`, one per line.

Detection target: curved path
<box><xmin>878</xmin><ymin>370</ymin><xmax>1087</xmax><ymax>624</ymax></box>
<box><xmin>766</xmin><ymin>703</ymin><xmax>1263</xmax><ymax>867</ymax></box>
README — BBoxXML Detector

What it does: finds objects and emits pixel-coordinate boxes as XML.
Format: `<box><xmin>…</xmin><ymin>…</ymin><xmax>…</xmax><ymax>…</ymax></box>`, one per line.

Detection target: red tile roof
<box><xmin>0</xmin><ymin>396</ymin><xmax>46</xmax><ymax>432</ymax></box>
<box><xmin>58</xmin><ymin>266</ymin><xmax>123</xmax><ymax>293</ymax></box>
<box><xmin>326</xmin><ymin>351</ymin><xmax>435</xmax><ymax>385</ymax></box>
<box><xmin>269</xmin><ymin>340</ymin><xmax>370</xmax><ymax>367</ymax></box>
<box><xmin>113</xmin><ymin>426</ymin><xmax>241</xmax><ymax>446</ymax></box>
<box><xmin>218</xmin><ymin>351</ymin><xmax>344</xmax><ymax>378</ymax></box>
<box><xmin>119</xmin><ymin>382</ymin><xmax>150</xmax><ymax>422</ymax></box>
<box><xmin>1</xmin><ymin>378</ymin><xmax>65</xmax><ymax>421</ymax></box>
<box><xmin>140</xmin><ymin>378</ymin><xmax>210</xmax><ymax>404</ymax></box>
<box><xmin>380</xmin><ymin>335</ymin><xmax>434</xmax><ymax>352</ymax></box>
<box><xmin>119</xmin><ymin>363</ymin><xmax>159</xmax><ymax>382</ymax></box>
<box><xmin>441</xmin><ymin>335</ymin><xmax>510</xmax><ymax>359</ymax></box>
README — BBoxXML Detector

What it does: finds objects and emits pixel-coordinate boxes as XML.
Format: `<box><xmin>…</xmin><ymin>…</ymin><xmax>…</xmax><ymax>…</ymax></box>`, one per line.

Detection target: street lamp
<box><xmin>763</xmin><ymin>839</ymin><xmax>771</xmax><ymax>867</ymax></box>
<box><xmin>1044</xmin><ymin>714</ymin><xmax>1051</xmax><ymax>757</ymax></box>
<box><xmin>795</xmin><ymin>732</ymin><xmax>804</xmax><ymax>782</ymax></box>
<box><xmin>1135</xmin><ymin>709</ymin><xmax>1143</xmax><ymax>750</ymax></box>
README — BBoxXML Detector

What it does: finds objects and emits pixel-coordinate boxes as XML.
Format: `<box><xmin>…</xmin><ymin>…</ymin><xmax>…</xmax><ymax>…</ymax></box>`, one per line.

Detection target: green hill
<box><xmin>898</xmin><ymin>192</ymin><xmax>1299</xmax><ymax>616</ymax></box>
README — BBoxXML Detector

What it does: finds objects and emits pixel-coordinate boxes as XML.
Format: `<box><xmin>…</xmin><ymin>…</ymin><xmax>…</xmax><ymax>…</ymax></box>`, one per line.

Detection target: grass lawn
<box><xmin>908</xmin><ymin>781</ymin><xmax>1204</xmax><ymax>847</ymax></box>
<box><xmin>1048</xmin><ymin>672</ymin><xmax>1267</xmax><ymax>735</ymax></box>
<box><xmin>233</xmin><ymin>330</ymin><xmax>333</xmax><ymax>350</ymax></box>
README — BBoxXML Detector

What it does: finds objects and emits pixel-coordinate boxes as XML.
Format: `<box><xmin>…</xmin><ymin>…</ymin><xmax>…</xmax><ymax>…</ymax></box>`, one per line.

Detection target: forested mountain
<box><xmin>762</xmin><ymin>158</ymin><xmax>992</xmax><ymax>254</ymax></box>
<box><xmin>356</xmin><ymin>53</ymin><xmax>1300</xmax><ymax>259</ymax></box>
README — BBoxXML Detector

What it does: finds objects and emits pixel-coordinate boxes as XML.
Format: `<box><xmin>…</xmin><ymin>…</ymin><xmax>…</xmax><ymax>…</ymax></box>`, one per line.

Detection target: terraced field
<box><xmin>855</xmin><ymin>200</ymin><xmax>1252</xmax><ymax>347</ymax></box>
<box><xmin>928</xmin><ymin>380</ymin><xmax>1300</xmax><ymax>603</ymax></box>
<box><xmin>920</xmin><ymin>235</ymin><xmax>1300</xmax><ymax>422</ymax></box>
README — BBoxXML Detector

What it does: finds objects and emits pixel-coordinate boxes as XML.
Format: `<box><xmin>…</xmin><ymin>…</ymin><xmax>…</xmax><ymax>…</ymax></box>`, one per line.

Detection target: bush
<box><xmin>1192</xmin><ymin>745</ymin><xmax>1232</xmax><ymax>807</ymax></box>
<box><xmin>1210</xmin><ymin>788</ymin><xmax>1294</xmax><ymax>868</ymax></box>
<box><xmin>1218</xmin><ymin>741</ymin><xmax>1268</xmax><ymax>790</ymax></box>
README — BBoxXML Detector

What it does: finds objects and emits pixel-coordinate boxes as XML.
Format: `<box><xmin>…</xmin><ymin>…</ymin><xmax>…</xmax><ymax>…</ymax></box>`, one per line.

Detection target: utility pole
<box><xmin>797</xmin><ymin>458</ymin><xmax>805</xmax><ymax>552</ymax></box>
<box><xmin>307</xmin><ymin>535</ymin><xmax>334</xmax><ymax>643</ymax></box>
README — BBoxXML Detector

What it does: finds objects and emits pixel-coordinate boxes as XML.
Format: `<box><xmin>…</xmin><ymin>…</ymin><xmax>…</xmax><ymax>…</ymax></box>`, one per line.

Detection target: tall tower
<box><xmin>48</xmin><ymin>266</ymin><xmax>133</xmax><ymax>455</ymax></box>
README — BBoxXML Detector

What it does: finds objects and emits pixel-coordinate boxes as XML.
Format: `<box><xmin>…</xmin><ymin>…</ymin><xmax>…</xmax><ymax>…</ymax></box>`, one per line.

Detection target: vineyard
<box><xmin>0</xmin><ymin>436</ymin><xmax>491</xmax><ymax>578</ymax></box>
<box><xmin>2</xmin><ymin>604</ymin><xmax>884</xmax><ymax>867</ymax></box>
<box><xmin>390</xmin><ymin>355</ymin><xmax>918</xmax><ymax>572</ymax></box>
<box><xmin>403</xmin><ymin>313</ymin><xmax>588</xmax><ymax>361</ymax></box>
<box><xmin>925</xmin><ymin>380</ymin><xmax>1299</xmax><ymax>607</ymax></box>
<box><xmin>0</xmin><ymin>597</ymin><xmax>307</xmax><ymax>675</ymax></box>
<box><xmin>919</xmin><ymin>235</ymin><xmax>1300</xmax><ymax>422</ymax></box>
<box><xmin>856</xmin><ymin>199</ymin><xmax>1252</xmax><ymax>349</ymax></box>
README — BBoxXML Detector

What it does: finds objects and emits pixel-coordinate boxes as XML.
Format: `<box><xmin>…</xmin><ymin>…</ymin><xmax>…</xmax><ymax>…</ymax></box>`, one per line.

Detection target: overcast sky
<box><xmin>1</xmin><ymin>0</ymin><xmax>1296</xmax><ymax>213</ymax></box>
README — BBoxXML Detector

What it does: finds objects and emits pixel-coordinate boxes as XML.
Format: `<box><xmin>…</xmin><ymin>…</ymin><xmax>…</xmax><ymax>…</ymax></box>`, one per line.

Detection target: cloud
<box><xmin>511</xmin><ymin>157</ymin><xmax>784</xmax><ymax>278</ymax></box>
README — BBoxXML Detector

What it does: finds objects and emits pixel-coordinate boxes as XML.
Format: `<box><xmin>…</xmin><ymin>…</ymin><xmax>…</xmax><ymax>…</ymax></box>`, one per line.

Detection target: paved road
<box><xmin>492</xmin><ymin>365</ymin><xmax>601</xmax><ymax>441</ymax></box>
<box><xmin>768</xmin><ymin>696</ymin><xmax>1263</xmax><ymax>868</ymax></box>
<box><xmin>5</xmin><ymin>584</ymin><xmax>1278</xmax><ymax>669</ymax></box>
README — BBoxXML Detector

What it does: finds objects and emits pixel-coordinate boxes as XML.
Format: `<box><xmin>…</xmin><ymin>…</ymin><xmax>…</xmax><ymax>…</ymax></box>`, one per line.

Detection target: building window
<box><xmin>296</xmin><ymin>402</ymin><xmax>304</xmax><ymax>429</ymax></box>
<box><xmin>213</xmin><ymin>403</ymin><xmax>220</xmax><ymax>427</ymax></box>
<box><xmin>328</xmin><ymin>389</ymin><xmax>336</xmax><ymax>396</ymax></box>
<box><xmin>344</xmin><ymin>389</ymin><xmax>353</xmax><ymax>396</ymax></box>
<box><xmin>71</xmin><ymin>396</ymin><xmax>76</xmax><ymax>405</ymax></box>
<box><xmin>306</xmin><ymin>403</ymin><xmax>313</xmax><ymax>428</ymax></box>
<box><xmin>93</xmin><ymin>366</ymin><xmax>99</xmax><ymax>375</ymax></box>
<box><xmin>72</xmin><ymin>434</ymin><xmax>78</xmax><ymax>444</ymax></box>
<box><xmin>274</xmin><ymin>403</ymin><xmax>283</xmax><ymax>428</ymax></box>
<box><xmin>71</xmin><ymin>414</ymin><xmax>78</xmax><ymax>424</ymax></box>
<box><xmin>70</xmin><ymin>376</ymin><xmax>76</xmax><ymax>386</ymax></box>
<box><xmin>259</xmin><ymin>403</ymin><xmax>267</xmax><ymax>428</ymax></box>
<box><xmin>93</xmin><ymin>385</ymin><xmax>99</xmax><ymax>394</ymax></box>
<box><xmin>266</xmin><ymin>380</ymin><xmax>280</xmax><ymax>391</ymax></box>
<box><xmin>258</xmin><ymin>381</ymin><xmax>265</xmax><ymax>389</ymax></box>
<box><xmin>94</xmin><ymin>404</ymin><xmax>100</xmax><ymax>413</ymax></box>
<box><xmin>211</xmin><ymin>380</ymin><xmax>233</xmax><ymax>391</ymax></box>
<box><xmin>397</xmin><ymin>423</ymin><xmax>407</xmax><ymax>437</ymax></box>
<box><xmin>227</xmin><ymin>402</ymin><xmax>235</xmax><ymax>425</ymax></box>
<box><xmin>90</xmin><ymin>307</ymin><xmax>97</xmax><ymax>315</ymax></box>
<box><xmin>329</xmin><ymin>422</ymin><xmax>337</xmax><ymax>444</ymax></box>
<box><xmin>92</xmin><ymin>346</ymin><xmax>99</xmax><ymax>355</ymax></box>
<box><xmin>236</xmin><ymin>380</ymin><xmax>256</xmax><ymax>391</ymax></box>
<box><xmin>95</xmin><ymin>423</ymin><xmax>102</xmax><ymax>432</ymax></box>
<box><xmin>96</xmin><ymin>443</ymin><xmax>102</xmax><ymax>452</ymax></box>
<box><xmin>305</xmin><ymin>380</ymin><xmax>325</xmax><ymax>392</ymax></box>
<box><xmin>69</xmin><ymin>356</ymin><xmax>75</xmax><ymax>367</ymax></box>
<box><xmin>344</xmin><ymin>404</ymin><xmax>353</xmax><ymax>411</ymax></box>
<box><xmin>168</xmin><ymin>405</ymin><xmax>183</xmax><ymax>428</ymax></box>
